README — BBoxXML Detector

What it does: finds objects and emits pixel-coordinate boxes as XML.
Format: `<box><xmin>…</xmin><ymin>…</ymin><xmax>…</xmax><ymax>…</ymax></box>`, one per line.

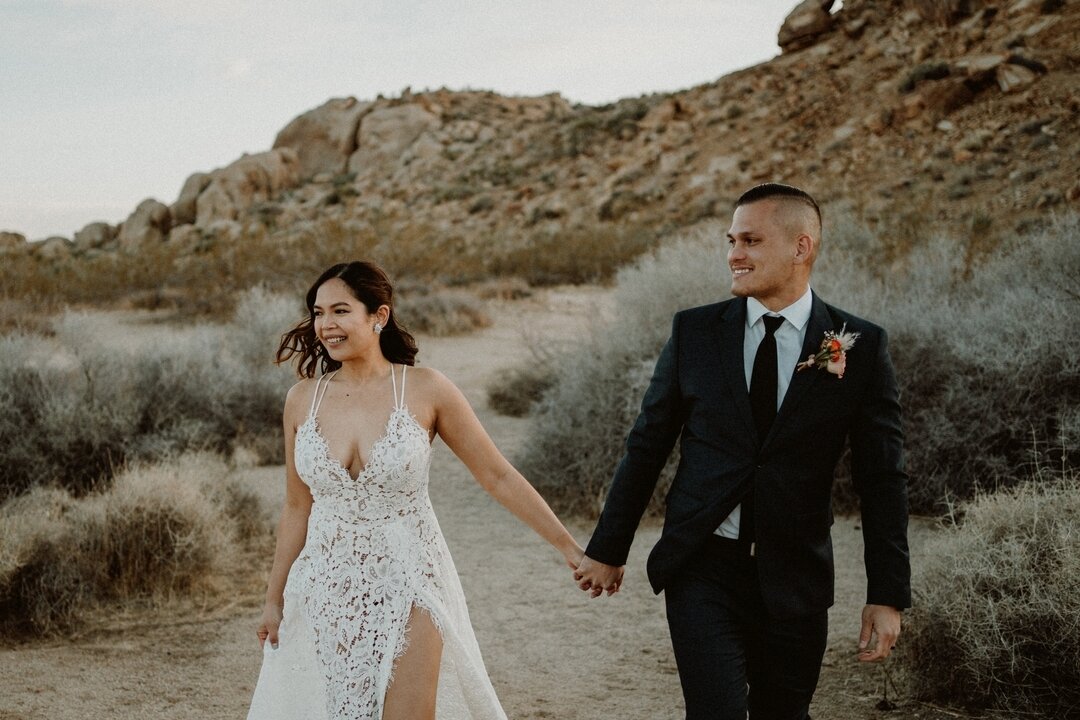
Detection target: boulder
<box><xmin>348</xmin><ymin>104</ymin><xmax>441</xmax><ymax>173</ymax></box>
<box><xmin>35</xmin><ymin>236</ymin><xmax>73</xmax><ymax>260</ymax></box>
<box><xmin>953</xmin><ymin>53</ymin><xmax>1006</xmax><ymax>76</ymax></box>
<box><xmin>273</xmin><ymin>97</ymin><xmax>371</xmax><ymax>179</ymax></box>
<box><xmin>0</xmin><ymin>231</ymin><xmax>27</xmax><ymax>253</ymax></box>
<box><xmin>118</xmin><ymin>199</ymin><xmax>171</xmax><ymax>251</ymax></box>
<box><xmin>171</xmin><ymin>172</ymin><xmax>212</xmax><ymax>226</ymax></box>
<box><xmin>195</xmin><ymin>148</ymin><xmax>301</xmax><ymax>226</ymax></box>
<box><xmin>73</xmin><ymin>221</ymin><xmax>116</xmax><ymax>251</ymax></box>
<box><xmin>779</xmin><ymin>0</ymin><xmax>837</xmax><ymax>53</ymax></box>
<box><xmin>997</xmin><ymin>63</ymin><xmax>1038</xmax><ymax>92</ymax></box>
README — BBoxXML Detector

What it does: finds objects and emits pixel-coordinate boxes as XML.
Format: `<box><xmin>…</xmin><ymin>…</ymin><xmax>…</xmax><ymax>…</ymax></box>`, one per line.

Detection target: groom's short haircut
<box><xmin>736</xmin><ymin>183</ymin><xmax>821</xmax><ymax>230</ymax></box>
<box><xmin>736</xmin><ymin>183</ymin><xmax>822</xmax><ymax>263</ymax></box>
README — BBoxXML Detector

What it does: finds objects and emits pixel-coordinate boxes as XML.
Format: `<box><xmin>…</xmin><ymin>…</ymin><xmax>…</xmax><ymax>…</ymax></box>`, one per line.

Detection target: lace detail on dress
<box><xmin>247</xmin><ymin>365</ymin><xmax>505</xmax><ymax>720</ymax></box>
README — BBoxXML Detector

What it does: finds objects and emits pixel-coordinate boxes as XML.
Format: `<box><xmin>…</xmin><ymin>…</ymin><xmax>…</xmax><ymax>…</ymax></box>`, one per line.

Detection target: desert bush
<box><xmin>487</xmin><ymin>364</ymin><xmax>557</xmax><ymax>417</ymax></box>
<box><xmin>491</xmin><ymin>223</ymin><xmax>660</xmax><ymax>286</ymax></box>
<box><xmin>816</xmin><ymin>212</ymin><xmax>1080</xmax><ymax>512</ymax></box>
<box><xmin>517</xmin><ymin>223</ymin><xmax>725</xmax><ymax>515</ymax></box>
<box><xmin>0</xmin><ymin>287</ymin><xmax>296</xmax><ymax>500</ymax></box>
<box><xmin>0</xmin><ymin>452</ymin><xmax>270</xmax><ymax>636</ymax></box>
<box><xmin>396</xmin><ymin>285</ymin><xmax>492</xmax><ymax>336</ymax></box>
<box><xmin>514</xmin><ymin>212</ymin><xmax>1079</xmax><ymax>516</ymax></box>
<box><xmin>902</xmin><ymin>467</ymin><xmax>1080</xmax><ymax>716</ymax></box>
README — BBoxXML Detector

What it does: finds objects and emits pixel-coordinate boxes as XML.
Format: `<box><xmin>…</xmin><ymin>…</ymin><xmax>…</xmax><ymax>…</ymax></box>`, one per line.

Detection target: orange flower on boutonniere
<box><xmin>796</xmin><ymin>324</ymin><xmax>860</xmax><ymax>379</ymax></box>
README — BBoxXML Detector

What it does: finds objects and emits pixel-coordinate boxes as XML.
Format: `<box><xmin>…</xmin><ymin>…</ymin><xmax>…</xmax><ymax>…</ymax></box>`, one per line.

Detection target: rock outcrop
<box><xmin>9</xmin><ymin>0</ymin><xmax>1077</xmax><ymax>265</ymax></box>
<box><xmin>194</xmin><ymin>148</ymin><xmax>301</xmax><ymax>226</ymax></box>
<box><xmin>118</xmin><ymin>199</ymin><xmax>171</xmax><ymax>251</ymax></box>
<box><xmin>73</xmin><ymin>221</ymin><xmax>116</xmax><ymax>251</ymax></box>
<box><xmin>273</xmin><ymin>97</ymin><xmax>371</xmax><ymax>179</ymax></box>
<box><xmin>347</xmin><ymin>104</ymin><xmax>442</xmax><ymax>174</ymax></box>
<box><xmin>779</xmin><ymin>0</ymin><xmax>837</xmax><ymax>52</ymax></box>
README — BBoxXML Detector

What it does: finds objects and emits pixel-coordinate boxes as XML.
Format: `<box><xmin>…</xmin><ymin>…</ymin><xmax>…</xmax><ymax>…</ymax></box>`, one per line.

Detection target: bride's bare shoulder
<box><xmin>283</xmin><ymin>377</ymin><xmax>320</xmax><ymax>414</ymax></box>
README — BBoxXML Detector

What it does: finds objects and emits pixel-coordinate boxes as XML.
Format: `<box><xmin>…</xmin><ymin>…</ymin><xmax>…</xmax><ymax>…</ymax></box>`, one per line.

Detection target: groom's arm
<box><xmin>585</xmin><ymin>316</ymin><xmax>686</xmax><ymax>567</ymax></box>
<box><xmin>849</xmin><ymin>327</ymin><xmax>911</xmax><ymax>611</ymax></box>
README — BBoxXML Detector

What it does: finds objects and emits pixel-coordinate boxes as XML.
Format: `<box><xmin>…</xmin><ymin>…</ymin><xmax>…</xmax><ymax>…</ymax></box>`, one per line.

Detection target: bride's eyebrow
<box><xmin>313</xmin><ymin>301</ymin><xmax>352</xmax><ymax>310</ymax></box>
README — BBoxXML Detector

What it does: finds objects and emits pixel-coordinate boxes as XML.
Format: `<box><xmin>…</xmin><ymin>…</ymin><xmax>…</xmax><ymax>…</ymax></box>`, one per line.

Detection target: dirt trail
<box><xmin>0</xmin><ymin>287</ymin><xmax>954</xmax><ymax>719</ymax></box>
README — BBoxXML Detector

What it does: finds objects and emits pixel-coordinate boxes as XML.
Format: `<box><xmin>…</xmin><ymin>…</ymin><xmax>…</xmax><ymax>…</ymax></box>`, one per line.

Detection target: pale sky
<box><xmin>0</xmin><ymin>0</ymin><xmax>809</xmax><ymax>240</ymax></box>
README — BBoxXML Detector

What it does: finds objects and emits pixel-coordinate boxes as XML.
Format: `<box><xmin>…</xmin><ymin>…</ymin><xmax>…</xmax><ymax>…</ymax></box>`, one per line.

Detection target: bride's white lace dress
<box><xmin>247</xmin><ymin>366</ymin><xmax>506</xmax><ymax>719</ymax></box>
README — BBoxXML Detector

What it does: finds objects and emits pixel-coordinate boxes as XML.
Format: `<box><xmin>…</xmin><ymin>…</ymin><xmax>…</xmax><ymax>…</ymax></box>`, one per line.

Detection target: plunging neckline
<box><xmin>302</xmin><ymin>408</ymin><xmax>428</xmax><ymax>483</ymax></box>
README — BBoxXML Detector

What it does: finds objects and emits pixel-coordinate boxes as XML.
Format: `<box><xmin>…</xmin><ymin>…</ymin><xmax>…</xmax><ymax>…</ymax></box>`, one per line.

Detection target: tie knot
<box><xmin>762</xmin><ymin>315</ymin><xmax>784</xmax><ymax>335</ymax></box>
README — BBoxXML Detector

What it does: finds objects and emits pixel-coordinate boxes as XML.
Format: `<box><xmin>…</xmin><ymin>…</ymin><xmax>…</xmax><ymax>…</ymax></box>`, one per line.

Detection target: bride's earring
<box><xmin>373</xmin><ymin>322</ymin><xmax>383</xmax><ymax>335</ymax></box>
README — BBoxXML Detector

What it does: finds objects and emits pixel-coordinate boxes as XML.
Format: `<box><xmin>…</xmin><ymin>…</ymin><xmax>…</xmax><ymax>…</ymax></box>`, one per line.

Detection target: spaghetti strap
<box><xmin>389</xmin><ymin>365</ymin><xmax>400</xmax><ymax>411</ymax></box>
<box><xmin>399</xmin><ymin>365</ymin><xmax>407</xmax><ymax>409</ymax></box>
<box><xmin>310</xmin><ymin>371</ymin><xmax>337</xmax><ymax>419</ymax></box>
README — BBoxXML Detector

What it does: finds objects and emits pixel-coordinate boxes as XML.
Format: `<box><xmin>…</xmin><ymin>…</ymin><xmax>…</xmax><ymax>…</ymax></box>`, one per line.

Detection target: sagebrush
<box><xmin>901</xmin><ymin>468</ymin><xmax>1080</xmax><ymax>717</ymax></box>
<box><xmin>0</xmin><ymin>453</ymin><xmax>271</xmax><ymax>636</ymax></box>
<box><xmin>0</xmin><ymin>287</ymin><xmax>297</xmax><ymax>500</ymax></box>
<box><xmin>514</xmin><ymin>212</ymin><xmax>1080</xmax><ymax>515</ymax></box>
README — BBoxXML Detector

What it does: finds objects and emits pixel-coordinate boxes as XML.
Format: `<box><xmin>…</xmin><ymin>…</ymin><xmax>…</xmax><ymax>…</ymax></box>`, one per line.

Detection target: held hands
<box><xmin>857</xmin><ymin>603</ymin><xmax>901</xmax><ymax>662</ymax></box>
<box><xmin>573</xmin><ymin>554</ymin><xmax>625</xmax><ymax>598</ymax></box>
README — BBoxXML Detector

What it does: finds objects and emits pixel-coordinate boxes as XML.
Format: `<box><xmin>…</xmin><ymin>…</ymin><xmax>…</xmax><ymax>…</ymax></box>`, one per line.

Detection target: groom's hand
<box><xmin>573</xmin><ymin>555</ymin><xmax>625</xmax><ymax>598</ymax></box>
<box><xmin>857</xmin><ymin>603</ymin><xmax>901</xmax><ymax>662</ymax></box>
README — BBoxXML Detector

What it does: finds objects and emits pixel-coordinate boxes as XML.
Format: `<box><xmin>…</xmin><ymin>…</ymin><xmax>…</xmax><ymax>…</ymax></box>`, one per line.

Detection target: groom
<box><xmin>574</xmin><ymin>183</ymin><xmax>911</xmax><ymax>719</ymax></box>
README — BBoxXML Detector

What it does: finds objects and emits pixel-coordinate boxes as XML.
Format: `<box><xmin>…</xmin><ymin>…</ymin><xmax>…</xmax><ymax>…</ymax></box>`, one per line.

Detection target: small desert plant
<box><xmin>396</xmin><ymin>285</ymin><xmax>492</xmax><ymax>336</ymax></box>
<box><xmin>901</xmin><ymin>463</ymin><xmax>1080</xmax><ymax>716</ymax></box>
<box><xmin>0</xmin><ymin>452</ymin><xmax>270</xmax><ymax>636</ymax></box>
<box><xmin>487</xmin><ymin>364</ymin><xmax>556</xmax><ymax>417</ymax></box>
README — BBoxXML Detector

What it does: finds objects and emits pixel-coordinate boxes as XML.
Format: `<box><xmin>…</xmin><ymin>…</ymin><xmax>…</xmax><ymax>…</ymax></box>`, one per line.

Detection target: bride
<box><xmin>246</xmin><ymin>261</ymin><xmax>586</xmax><ymax>720</ymax></box>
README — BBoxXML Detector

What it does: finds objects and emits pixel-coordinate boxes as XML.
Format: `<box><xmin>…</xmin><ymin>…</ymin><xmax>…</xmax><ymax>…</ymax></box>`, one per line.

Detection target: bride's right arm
<box><xmin>258</xmin><ymin>381</ymin><xmax>314</xmax><ymax>648</ymax></box>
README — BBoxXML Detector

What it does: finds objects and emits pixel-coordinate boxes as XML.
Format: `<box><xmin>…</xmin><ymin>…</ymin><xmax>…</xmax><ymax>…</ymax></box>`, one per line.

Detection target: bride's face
<box><xmin>313</xmin><ymin>278</ymin><xmax>382</xmax><ymax>360</ymax></box>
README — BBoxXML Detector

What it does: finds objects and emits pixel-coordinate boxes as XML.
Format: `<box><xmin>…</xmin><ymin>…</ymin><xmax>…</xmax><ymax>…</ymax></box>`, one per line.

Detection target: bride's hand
<box><xmin>257</xmin><ymin>602</ymin><xmax>283</xmax><ymax>649</ymax></box>
<box><xmin>563</xmin><ymin>542</ymin><xmax>585</xmax><ymax>570</ymax></box>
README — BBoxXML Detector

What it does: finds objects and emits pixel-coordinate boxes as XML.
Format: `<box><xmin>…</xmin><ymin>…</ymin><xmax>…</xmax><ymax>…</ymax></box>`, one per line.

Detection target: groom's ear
<box><xmin>793</xmin><ymin>233</ymin><xmax>815</xmax><ymax>265</ymax></box>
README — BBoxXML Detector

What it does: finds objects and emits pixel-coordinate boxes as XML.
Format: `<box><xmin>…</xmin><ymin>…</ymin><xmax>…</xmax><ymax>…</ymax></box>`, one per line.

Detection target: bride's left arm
<box><xmin>426</xmin><ymin>368</ymin><xmax>583</xmax><ymax>569</ymax></box>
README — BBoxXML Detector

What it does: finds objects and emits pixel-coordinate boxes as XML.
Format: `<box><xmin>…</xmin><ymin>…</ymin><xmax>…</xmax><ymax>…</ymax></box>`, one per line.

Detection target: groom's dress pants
<box><xmin>665</xmin><ymin>535</ymin><xmax>828</xmax><ymax>720</ymax></box>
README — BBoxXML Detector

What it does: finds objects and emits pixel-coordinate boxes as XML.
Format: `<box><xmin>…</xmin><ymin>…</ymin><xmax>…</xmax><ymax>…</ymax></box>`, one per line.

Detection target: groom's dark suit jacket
<box><xmin>586</xmin><ymin>294</ymin><xmax>911</xmax><ymax>619</ymax></box>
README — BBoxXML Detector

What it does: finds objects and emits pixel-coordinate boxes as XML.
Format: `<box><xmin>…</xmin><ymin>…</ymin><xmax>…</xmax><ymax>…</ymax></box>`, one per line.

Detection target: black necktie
<box><xmin>741</xmin><ymin>314</ymin><xmax>784</xmax><ymax>544</ymax></box>
<box><xmin>750</xmin><ymin>315</ymin><xmax>784</xmax><ymax>443</ymax></box>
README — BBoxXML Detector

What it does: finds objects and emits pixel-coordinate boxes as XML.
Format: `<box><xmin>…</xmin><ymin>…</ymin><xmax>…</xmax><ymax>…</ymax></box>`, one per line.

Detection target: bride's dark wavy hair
<box><xmin>276</xmin><ymin>261</ymin><xmax>418</xmax><ymax>378</ymax></box>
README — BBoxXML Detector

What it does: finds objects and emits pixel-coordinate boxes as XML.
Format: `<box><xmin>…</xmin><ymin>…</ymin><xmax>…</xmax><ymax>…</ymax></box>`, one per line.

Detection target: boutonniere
<box><xmin>796</xmin><ymin>324</ymin><xmax>860</xmax><ymax>379</ymax></box>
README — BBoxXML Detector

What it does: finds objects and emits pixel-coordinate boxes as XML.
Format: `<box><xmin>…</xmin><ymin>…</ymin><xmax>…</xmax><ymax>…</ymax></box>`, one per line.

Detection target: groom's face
<box><xmin>726</xmin><ymin>199</ymin><xmax>803</xmax><ymax>309</ymax></box>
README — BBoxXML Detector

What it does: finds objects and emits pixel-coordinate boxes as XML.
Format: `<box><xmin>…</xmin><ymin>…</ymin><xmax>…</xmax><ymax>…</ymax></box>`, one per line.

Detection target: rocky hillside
<box><xmin>3</xmin><ymin>0</ymin><xmax>1077</xmax><ymax>266</ymax></box>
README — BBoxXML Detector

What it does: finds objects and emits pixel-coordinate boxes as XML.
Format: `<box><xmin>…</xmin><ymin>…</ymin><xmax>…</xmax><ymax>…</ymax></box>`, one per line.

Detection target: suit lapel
<box><xmin>763</xmin><ymin>292</ymin><xmax>834</xmax><ymax>448</ymax></box>
<box><xmin>714</xmin><ymin>298</ymin><xmax>757</xmax><ymax>442</ymax></box>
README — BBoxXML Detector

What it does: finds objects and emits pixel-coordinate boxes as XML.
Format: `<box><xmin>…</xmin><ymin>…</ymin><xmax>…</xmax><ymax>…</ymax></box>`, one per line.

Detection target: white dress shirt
<box><xmin>715</xmin><ymin>287</ymin><xmax>813</xmax><ymax>538</ymax></box>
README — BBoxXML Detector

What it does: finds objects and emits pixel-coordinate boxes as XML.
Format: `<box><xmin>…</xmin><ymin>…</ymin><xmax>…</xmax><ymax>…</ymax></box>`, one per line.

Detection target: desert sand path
<box><xmin>0</xmin><ymin>288</ymin><xmax>949</xmax><ymax>720</ymax></box>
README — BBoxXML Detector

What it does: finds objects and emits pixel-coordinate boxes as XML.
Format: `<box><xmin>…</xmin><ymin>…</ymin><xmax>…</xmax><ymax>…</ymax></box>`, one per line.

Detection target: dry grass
<box><xmin>901</xmin><ymin>465</ymin><xmax>1080</xmax><ymax>717</ymax></box>
<box><xmin>0</xmin><ymin>453</ymin><xmax>271</xmax><ymax>637</ymax></box>
<box><xmin>1</xmin><ymin>215</ymin><xmax>660</xmax><ymax>320</ymax></box>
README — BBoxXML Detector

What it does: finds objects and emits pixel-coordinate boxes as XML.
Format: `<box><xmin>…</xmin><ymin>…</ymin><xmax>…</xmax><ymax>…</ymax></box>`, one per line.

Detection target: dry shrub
<box><xmin>487</xmin><ymin>365</ymin><xmax>556</xmax><ymax>418</ymax></box>
<box><xmin>903</xmin><ymin>0</ymin><xmax>987</xmax><ymax>24</ymax></box>
<box><xmin>817</xmin><ymin>212</ymin><xmax>1080</xmax><ymax>513</ymax></box>
<box><xmin>514</xmin><ymin>212</ymin><xmax>1080</xmax><ymax>516</ymax></box>
<box><xmin>396</xmin><ymin>285</ymin><xmax>492</xmax><ymax>336</ymax></box>
<box><xmin>517</xmin><ymin>223</ymin><xmax>725</xmax><ymax>516</ymax></box>
<box><xmin>0</xmin><ymin>287</ymin><xmax>297</xmax><ymax>500</ymax></box>
<box><xmin>902</xmin><ymin>468</ymin><xmax>1080</xmax><ymax>716</ymax></box>
<box><xmin>0</xmin><ymin>453</ymin><xmax>269</xmax><ymax>636</ymax></box>
<box><xmin>491</xmin><ymin>223</ymin><xmax>659</xmax><ymax>286</ymax></box>
<box><xmin>0</xmin><ymin>297</ymin><xmax>53</xmax><ymax>336</ymax></box>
